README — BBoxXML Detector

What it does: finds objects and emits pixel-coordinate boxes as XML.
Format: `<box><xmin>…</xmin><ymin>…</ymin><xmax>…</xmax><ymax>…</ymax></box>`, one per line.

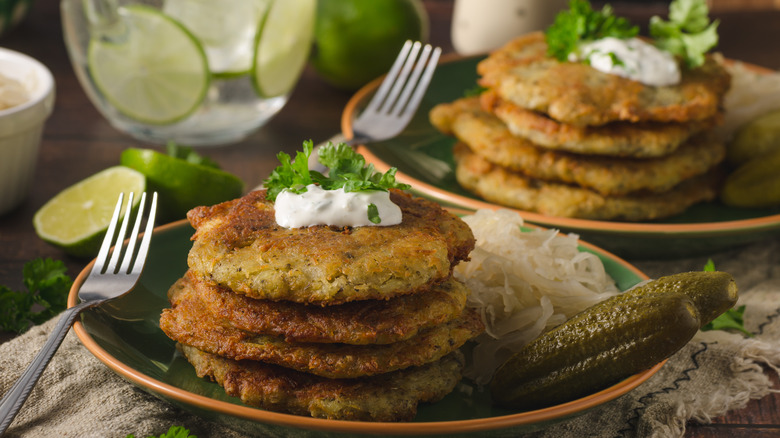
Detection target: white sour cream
<box><xmin>274</xmin><ymin>184</ymin><xmax>402</xmax><ymax>228</ymax></box>
<box><xmin>568</xmin><ymin>37</ymin><xmax>681</xmax><ymax>87</ymax></box>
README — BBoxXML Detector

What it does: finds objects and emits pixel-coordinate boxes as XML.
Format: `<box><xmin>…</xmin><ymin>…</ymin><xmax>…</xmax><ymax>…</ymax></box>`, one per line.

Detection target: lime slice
<box><xmin>87</xmin><ymin>4</ymin><xmax>210</xmax><ymax>125</ymax></box>
<box><xmin>163</xmin><ymin>0</ymin><xmax>270</xmax><ymax>75</ymax></box>
<box><xmin>33</xmin><ymin>166</ymin><xmax>147</xmax><ymax>258</ymax></box>
<box><xmin>252</xmin><ymin>0</ymin><xmax>316</xmax><ymax>97</ymax></box>
<box><xmin>120</xmin><ymin>148</ymin><xmax>245</xmax><ymax>222</ymax></box>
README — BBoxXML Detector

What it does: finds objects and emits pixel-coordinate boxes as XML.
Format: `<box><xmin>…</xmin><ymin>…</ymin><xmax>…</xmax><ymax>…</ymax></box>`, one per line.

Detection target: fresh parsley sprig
<box><xmin>0</xmin><ymin>258</ymin><xmax>73</xmax><ymax>333</ymax></box>
<box><xmin>650</xmin><ymin>0</ymin><xmax>719</xmax><ymax>68</ymax></box>
<box><xmin>263</xmin><ymin>140</ymin><xmax>410</xmax><ymax>202</ymax></box>
<box><xmin>545</xmin><ymin>0</ymin><xmax>638</xmax><ymax>62</ymax></box>
<box><xmin>166</xmin><ymin>141</ymin><xmax>220</xmax><ymax>169</ymax></box>
<box><xmin>126</xmin><ymin>425</ymin><xmax>196</xmax><ymax>438</ymax></box>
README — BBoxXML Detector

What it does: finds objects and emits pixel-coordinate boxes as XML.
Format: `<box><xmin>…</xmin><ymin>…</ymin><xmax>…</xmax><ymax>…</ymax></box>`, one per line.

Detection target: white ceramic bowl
<box><xmin>0</xmin><ymin>47</ymin><xmax>55</xmax><ymax>215</ymax></box>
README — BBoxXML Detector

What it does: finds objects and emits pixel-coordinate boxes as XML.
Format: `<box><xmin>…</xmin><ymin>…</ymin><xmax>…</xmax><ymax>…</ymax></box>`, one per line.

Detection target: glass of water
<box><xmin>61</xmin><ymin>0</ymin><xmax>316</xmax><ymax>146</ymax></box>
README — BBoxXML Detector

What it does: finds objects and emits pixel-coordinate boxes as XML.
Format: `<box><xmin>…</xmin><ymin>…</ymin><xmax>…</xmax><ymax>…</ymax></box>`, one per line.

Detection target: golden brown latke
<box><xmin>480</xmin><ymin>91</ymin><xmax>719</xmax><ymax>158</ymax></box>
<box><xmin>430</xmin><ymin>97</ymin><xmax>725</xmax><ymax>196</ymax></box>
<box><xmin>477</xmin><ymin>32</ymin><xmax>731</xmax><ymax>127</ymax></box>
<box><xmin>453</xmin><ymin>143</ymin><xmax>721</xmax><ymax>221</ymax></box>
<box><xmin>179</xmin><ymin>344</ymin><xmax>464</xmax><ymax>422</ymax></box>
<box><xmin>186</xmin><ymin>189</ymin><xmax>475</xmax><ymax>305</ymax></box>
<box><xmin>160</xmin><ymin>283</ymin><xmax>484</xmax><ymax>379</ymax></box>
<box><xmin>171</xmin><ymin>270</ymin><xmax>469</xmax><ymax>345</ymax></box>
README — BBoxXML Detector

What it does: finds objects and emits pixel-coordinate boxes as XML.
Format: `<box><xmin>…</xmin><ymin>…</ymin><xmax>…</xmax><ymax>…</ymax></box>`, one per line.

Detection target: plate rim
<box><xmin>68</xmin><ymin>219</ymin><xmax>661</xmax><ymax>435</ymax></box>
<box><xmin>344</xmin><ymin>56</ymin><xmax>780</xmax><ymax>237</ymax></box>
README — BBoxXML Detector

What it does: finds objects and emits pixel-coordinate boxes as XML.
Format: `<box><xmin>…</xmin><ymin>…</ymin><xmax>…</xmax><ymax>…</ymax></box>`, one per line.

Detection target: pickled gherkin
<box><xmin>491</xmin><ymin>271</ymin><xmax>737</xmax><ymax>411</ymax></box>
<box><xmin>727</xmin><ymin>109</ymin><xmax>780</xmax><ymax>166</ymax></box>
<box><xmin>721</xmin><ymin>147</ymin><xmax>780</xmax><ymax>208</ymax></box>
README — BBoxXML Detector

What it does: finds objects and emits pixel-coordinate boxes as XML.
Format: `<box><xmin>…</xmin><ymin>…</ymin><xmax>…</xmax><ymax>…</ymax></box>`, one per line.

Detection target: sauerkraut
<box><xmin>454</xmin><ymin>209</ymin><xmax>620</xmax><ymax>385</ymax></box>
<box><xmin>713</xmin><ymin>58</ymin><xmax>780</xmax><ymax>143</ymax></box>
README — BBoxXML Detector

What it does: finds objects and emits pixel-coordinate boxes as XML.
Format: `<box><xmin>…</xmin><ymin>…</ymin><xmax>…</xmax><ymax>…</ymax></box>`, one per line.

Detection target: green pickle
<box><xmin>727</xmin><ymin>109</ymin><xmax>780</xmax><ymax>166</ymax></box>
<box><xmin>491</xmin><ymin>271</ymin><xmax>737</xmax><ymax>411</ymax></box>
<box><xmin>721</xmin><ymin>147</ymin><xmax>780</xmax><ymax>208</ymax></box>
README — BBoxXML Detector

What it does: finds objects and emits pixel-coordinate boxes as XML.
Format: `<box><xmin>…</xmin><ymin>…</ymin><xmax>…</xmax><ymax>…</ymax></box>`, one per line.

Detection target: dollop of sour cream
<box><xmin>274</xmin><ymin>184</ymin><xmax>402</xmax><ymax>228</ymax></box>
<box><xmin>568</xmin><ymin>37</ymin><xmax>681</xmax><ymax>87</ymax></box>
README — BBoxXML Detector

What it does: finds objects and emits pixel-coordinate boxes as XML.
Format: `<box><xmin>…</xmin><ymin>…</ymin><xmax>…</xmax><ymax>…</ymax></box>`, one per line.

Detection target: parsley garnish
<box><xmin>700</xmin><ymin>259</ymin><xmax>752</xmax><ymax>337</ymax></box>
<box><xmin>650</xmin><ymin>0</ymin><xmax>719</xmax><ymax>68</ymax></box>
<box><xmin>0</xmin><ymin>258</ymin><xmax>73</xmax><ymax>333</ymax></box>
<box><xmin>126</xmin><ymin>425</ymin><xmax>196</xmax><ymax>438</ymax></box>
<box><xmin>263</xmin><ymin>140</ymin><xmax>410</xmax><ymax>202</ymax></box>
<box><xmin>545</xmin><ymin>0</ymin><xmax>638</xmax><ymax>62</ymax></box>
<box><xmin>546</xmin><ymin>0</ymin><xmax>717</xmax><ymax>69</ymax></box>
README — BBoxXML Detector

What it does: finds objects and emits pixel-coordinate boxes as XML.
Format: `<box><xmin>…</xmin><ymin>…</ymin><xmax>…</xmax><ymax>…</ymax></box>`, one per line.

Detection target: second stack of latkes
<box><xmin>430</xmin><ymin>32</ymin><xmax>732</xmax><ymax>221</ymax></box>
<box><xmin>159</xmin><ymin>189</ymin><xmax>484</xmax><ymax>421</ymax></box>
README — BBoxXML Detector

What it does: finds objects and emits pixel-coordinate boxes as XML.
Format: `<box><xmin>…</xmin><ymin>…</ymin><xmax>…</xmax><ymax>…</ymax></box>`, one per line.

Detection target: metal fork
<box><xmin>309</xmin><ymin>40</ymin><xmax>441</xmax><ymax>171</ymax></box>
<box><xmin>0</xmin><ymin>192</ymin><xmax>157</xmax><ymax>435</ymax></box>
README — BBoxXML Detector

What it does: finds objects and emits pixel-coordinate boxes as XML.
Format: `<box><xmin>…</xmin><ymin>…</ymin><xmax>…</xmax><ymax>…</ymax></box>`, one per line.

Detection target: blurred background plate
<box><xmin>69</xmin><ymin>219</ymin><xmax>661</xmax><ymax>437</ymax></box>
<box><xmin>349</xmin><ymin>56</ymin><xmax>780</xmax><ymax>260</ymax></box>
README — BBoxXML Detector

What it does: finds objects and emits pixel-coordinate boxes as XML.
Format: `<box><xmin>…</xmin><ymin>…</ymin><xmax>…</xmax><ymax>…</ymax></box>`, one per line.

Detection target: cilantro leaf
<box><xmin>0</xmin><ymin>258</ymin><xmax>73</xmax><ymax>333</ymax></box>
<box><xmin>263</xmin><ymin>141</ymin><xmax>410</xmax><ymax>202</ymax></box>
<box><xmin>545</xmin><ymin>0</ymin><xmax>638</xmax><ymax>62</ymax></box>
<box><xmin>650</xmin><ymin>0</ymin><xmax>719</xmax><ymax>68</ymax></box>
<box><xmin>703</xmin><ymin>258</ymin><xmax>716</xmax><ymax>272</ymax></box>
<box><xmin>166</xmin><ymin>141</ymin><xmax>220</xmax><ymax>169</ymax></box>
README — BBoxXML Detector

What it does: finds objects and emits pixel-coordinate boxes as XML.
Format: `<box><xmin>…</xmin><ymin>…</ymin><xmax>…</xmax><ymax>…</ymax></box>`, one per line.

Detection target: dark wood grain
<box><xmin>1</xmin><ymin>1</ymin><xmax>778</xmax><ymax>436</ymax></box>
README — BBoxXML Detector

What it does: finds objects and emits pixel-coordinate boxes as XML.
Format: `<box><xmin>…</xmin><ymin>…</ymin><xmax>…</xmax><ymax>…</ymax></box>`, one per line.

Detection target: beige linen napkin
<box><xmin>2</xmin><ymin>239</ymin><xmax>780</xmax><ymax>437</ymax></box>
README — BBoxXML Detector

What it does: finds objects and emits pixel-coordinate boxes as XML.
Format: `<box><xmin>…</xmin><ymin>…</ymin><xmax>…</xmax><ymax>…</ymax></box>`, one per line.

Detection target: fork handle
<box><xmin>0</xmin><ymin>301</ymin><xmax>94</xmax><ymax>435</ymax></box>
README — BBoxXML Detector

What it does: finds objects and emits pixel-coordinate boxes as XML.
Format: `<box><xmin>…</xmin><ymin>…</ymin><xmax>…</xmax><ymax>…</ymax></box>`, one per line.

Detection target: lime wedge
<box><xmin>87</xmin><ymin>4</ymin><xmax>210</xmax><ymax>125</ymax></box>
<box><xmin>120</xmin><ymin>148</ymin><xmax>245</xmax><ymax>222</ymax></box>
<box><xmin>252</xmin><ymin>0</ymin><xmax>316</xmax><ymax>97</ymax></box>
<box><xmin>33</xmin><ymin>166</ymin><xmax>147</xmax><ymax>258</ymax></box>
<box><xmin>163</xmin><ymin>0</ymin><xmax>270</xmax><ymax>75</ymax></box>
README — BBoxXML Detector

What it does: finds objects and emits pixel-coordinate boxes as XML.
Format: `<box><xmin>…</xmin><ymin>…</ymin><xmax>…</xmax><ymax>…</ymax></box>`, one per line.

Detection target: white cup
<box><xmin>0</xmin><ymin>48</ymin><xmax>55</xmax><ymax>215</ymax></box>
<box><xmin>451</xmin><ymin>0</ymin><xmax>568</xmax><ymax>56</ymax></box>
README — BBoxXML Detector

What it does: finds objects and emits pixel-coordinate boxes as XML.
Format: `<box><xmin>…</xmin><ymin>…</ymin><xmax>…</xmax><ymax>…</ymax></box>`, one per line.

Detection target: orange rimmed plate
<box><xmin>69</xmin><ymin>218</ymin><xmax>660</xmax><ymax>436</ymax></box>
<box><xmin>346</xmin><ymin>56</ymin><xmax>780</xmax><ymax>259</ymax></box>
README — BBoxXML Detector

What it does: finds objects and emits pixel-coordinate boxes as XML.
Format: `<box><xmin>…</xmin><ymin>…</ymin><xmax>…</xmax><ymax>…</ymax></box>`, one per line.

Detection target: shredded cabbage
<box><xmin>454</xmin><ymin>209</ymin><xmax>620</xmax><ymax>385</ymax></box>
<box><xmin>712</xmin><ymin>58</ymin><xmax>780</xmax><ymax>143</ymax></box>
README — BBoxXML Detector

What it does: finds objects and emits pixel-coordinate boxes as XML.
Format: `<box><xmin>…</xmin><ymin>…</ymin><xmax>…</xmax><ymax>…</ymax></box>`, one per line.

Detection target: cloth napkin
<box><xmin>2</xmin><ymin>238</ymin><xmax>780</xmax><ymax>438</ymax></box>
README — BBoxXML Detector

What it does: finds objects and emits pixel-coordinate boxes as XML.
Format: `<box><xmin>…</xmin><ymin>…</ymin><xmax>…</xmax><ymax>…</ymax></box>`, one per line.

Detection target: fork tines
<box><xmin>92</xmin><ymin>192</ymin><xmax>158</xmax><ymax>276</ymax></box>
<box><xmin>368</xmin><ymin>40</ymin><xmax>442</xmax><ymax>118</ymax></box>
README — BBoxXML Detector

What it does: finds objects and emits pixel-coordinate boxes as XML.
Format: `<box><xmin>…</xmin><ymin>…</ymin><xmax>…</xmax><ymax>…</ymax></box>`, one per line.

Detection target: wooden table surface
<box><xmin>1</xmin><ymin>1</ymin><xmax>779</xmax><ymax>436</ymax></box>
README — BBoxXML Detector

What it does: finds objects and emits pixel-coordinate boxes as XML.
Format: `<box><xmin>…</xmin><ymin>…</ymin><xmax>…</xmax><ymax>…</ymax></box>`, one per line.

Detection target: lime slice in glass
<box><xmin>33</xmin><ymin>166</ymin><xmax>147</xmax><ymax>258</ymax></box>
<box><xmin>120</xmin><ymin>147</ymin><xmax>244</xmax><ymax>223</ymax></box>
<box><xmin>163</xmin><ymin>0</ymin><xmax>270</xmax><ymax>76</ymax></box>
<box><xmin>252</xmin><ymin>0</ymin><xmax>316</xmax><ymax>97</ymax></box>
<box><xmin>87</xmin><ymin>4</ymin><xmax>210</xmax><ymax>125</ymax></box>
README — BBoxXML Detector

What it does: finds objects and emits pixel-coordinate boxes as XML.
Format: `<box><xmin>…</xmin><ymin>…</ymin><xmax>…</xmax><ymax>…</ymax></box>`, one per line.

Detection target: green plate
<box><xmin>347</xmin><ymin>56</ymin><xmax>780</xmax><ymax>260</ymax></box>
<box><xmin>69</xmin><ymin>219</ymin><xmax>658</xmax><ymax>437</ymax></box>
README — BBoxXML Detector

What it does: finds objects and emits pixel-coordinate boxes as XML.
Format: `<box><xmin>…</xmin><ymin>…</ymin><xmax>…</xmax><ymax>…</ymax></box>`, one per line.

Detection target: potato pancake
<box><xmin>477</xmin><ymin>32</ymin><xmax>730</xmax><ymax>127</ymax></box>
<box><xmin>186</xmin><ymin>189</ymin><xmax>474</xmax><ymax>304</ymax></box>
<box><xmin>430</xmin><ymin>97</ymin><xmax>725</xmax><ymax>196</ymax></box>
<box><xmin>453</xmin><ymin>143</ymin><xmax>720</xmax><ymax>221</ymax></box>
<box><xmin>480</xmin><ymin>91</ymin><xmax>719</xmax><ymax>158</ymax></box>
<box><xmin>160</xmin><ymin>284</ymin><xmax>484</xmax><ymax>379</ymax></box>
<box><xmin>171</xmin><ymin>270</ymin><xmax>469</xmax><ymax>345</ymax></box>
<box><xmin>179</xmin><ymin>344</ymin><xmax>464</xmax><ymax>422</ymax></box>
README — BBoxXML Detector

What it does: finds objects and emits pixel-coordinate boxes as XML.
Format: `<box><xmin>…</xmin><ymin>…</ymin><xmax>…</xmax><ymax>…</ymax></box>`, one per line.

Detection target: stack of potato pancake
<box><xmin>430</xmin><ymin>32</ymin><xmax>732</xmax><ymax>221</ymax></box>
<box><xmin>160</xmin><ymin>189</ymin><xmax>483</xmax><ymax>421</ymax></box>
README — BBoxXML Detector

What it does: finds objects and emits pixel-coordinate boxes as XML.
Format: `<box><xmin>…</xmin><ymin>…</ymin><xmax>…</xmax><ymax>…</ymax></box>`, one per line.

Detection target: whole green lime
<box><xmin>120</xmin><ymin>147</ymin><xmax>244</xmax><ymax>222</ymax></box>
<box><xmin>310</xmin><ymin>0</ymin><xmax>429</xmax><ymax>91</ymax></box>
